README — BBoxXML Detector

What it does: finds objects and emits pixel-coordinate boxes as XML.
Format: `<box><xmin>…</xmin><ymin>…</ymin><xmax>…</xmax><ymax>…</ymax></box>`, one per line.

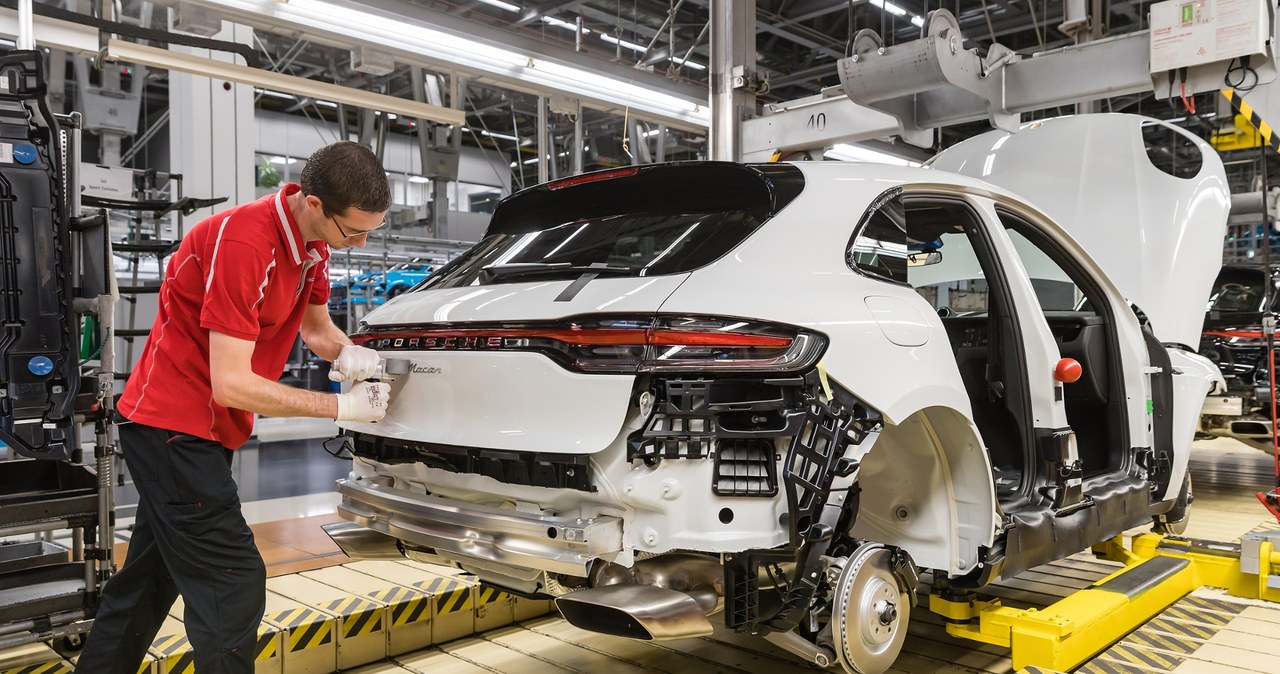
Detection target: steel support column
<box><xmin>572</xmin><ymin>99</ymin><xmax>583</xmax><ymax>175</ymax></box>
<box><xmin>537</xmin><ymin>95</ymin><xmax>549</xmax><ymax>184</ymax></box>
<box><xmin>709</xmin><ymin>0</ymin><xmax>756</xmax><ymax>161</ymax></box>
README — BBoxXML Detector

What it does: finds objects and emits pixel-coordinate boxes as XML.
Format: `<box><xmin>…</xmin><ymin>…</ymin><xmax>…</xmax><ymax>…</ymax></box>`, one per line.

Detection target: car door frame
<box><xmin>902</xmin><ymin>185</ymin><xmax>1075</xmax><ymax>506</ymax></box>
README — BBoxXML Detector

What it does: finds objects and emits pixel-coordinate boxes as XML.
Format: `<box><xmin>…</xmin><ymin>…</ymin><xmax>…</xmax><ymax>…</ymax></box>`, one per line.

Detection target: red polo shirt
<box><xmin>118</xmin><ymin>183</ymin><xmax>330</xmax><ymax>449</ymax></box>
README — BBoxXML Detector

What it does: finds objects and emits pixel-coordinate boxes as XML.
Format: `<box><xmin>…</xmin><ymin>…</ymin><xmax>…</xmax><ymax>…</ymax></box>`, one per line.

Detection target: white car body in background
<box><xmin>328</xmin><ymin>114</ymin><xmax>1228</xmax><ymax>674</ymax></box>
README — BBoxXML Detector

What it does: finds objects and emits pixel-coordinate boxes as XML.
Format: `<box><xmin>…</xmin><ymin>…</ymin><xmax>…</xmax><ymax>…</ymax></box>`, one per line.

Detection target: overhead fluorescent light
<box><xmin>462</xmin><ymin>127</ymin><xmax>520</xmax><ymax>142</ymax></box>
<box><xmin>542</xmin><ymin>16</ymin><xmax>587</xmax><ymax>33</ymax></box>
<box><xmin>868</xmin><ymin>0</ymin><xmax>908</xmax><ymax>17</ymax></box>
<box><xmin>911</xmin><ymin>15</ymin><xmax>924</xmax><ymax>27</ymax></box>
<box><xmin>483</xmin><ymin>130</ymin><xmax>519</xmax><ymax>142</ymax></box>
<box><xmin>256</xmin><ymin>86</ymin><xmax>339</xmax><ymax>109</ymax></box>
<box><xmin>255</xmin><ymin>87</ymin><xmax>294</xmax><ymax>99</ymax></box>
<box><xmin>268</xmin><ymin>155</ymin><xmax>290</xmax><ymax>164</ymax></box>
<box><xmin>522</xmin><ymin>157</ymin><xmax>540</xmax><ymax>165</ymax></box>
<box><xmin>600</xmin><ymin>33</ymin><xmax>645</xmax><ymax>53</ymax></box>
<box><xmin>672</xmin><ymin>57</ymin><xmax>706</xmax><ymax>71</ymax></box>
<box><xmin>548</xmin><ymin>16</ymin><xmax>697</xmax><ymax>70</ymax></box>
<box><xmin>408</xmin><ymin>175</ymin><xmax>431</xmax><ymax>183</ymax></box>
<box><xmin>475</xmin><ymin>0</ymin><xmax>520</xmax><ymax>11</ymax></box>
<box><xmin>824</xmin><ymin>143</ymin><xmax>922</xmax><ymax>166</ymax></box>
<box><xmin>182</xmin><ymin>0</ymin><xmax>709</xmax><ymax>129</ymax></box>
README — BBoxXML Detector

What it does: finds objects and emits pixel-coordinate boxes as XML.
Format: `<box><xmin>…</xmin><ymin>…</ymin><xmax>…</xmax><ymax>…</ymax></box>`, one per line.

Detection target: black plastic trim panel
<box><xmin>348</xmin><ymin>433</ymin><xmax>595</xmax><ymax>492</ymax></box>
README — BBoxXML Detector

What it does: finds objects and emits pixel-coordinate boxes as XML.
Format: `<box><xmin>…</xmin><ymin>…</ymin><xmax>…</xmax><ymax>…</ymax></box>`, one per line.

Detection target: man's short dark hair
<box><xmin>301</xmin><ymin>141</ymin><xmax>392</xmax><ymax>216</ymax></box>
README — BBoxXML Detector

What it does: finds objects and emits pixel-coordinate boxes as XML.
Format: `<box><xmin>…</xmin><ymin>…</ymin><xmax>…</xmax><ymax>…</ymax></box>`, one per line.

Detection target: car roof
<box><xmin>782</xmin><ymin>159</ymin><xmax>1028</xmax><ymax>202</ymax></box>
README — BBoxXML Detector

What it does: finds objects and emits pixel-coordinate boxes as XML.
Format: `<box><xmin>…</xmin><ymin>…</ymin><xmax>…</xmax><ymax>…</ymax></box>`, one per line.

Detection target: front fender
<box><xmin>1165</xmin><ymin>348</ymin><xmax>1223</xmax><ymax>504</ymax></box>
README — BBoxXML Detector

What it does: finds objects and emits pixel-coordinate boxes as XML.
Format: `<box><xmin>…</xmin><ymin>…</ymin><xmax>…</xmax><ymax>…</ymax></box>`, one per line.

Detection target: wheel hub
<box><xmin>831</xmin><ymin>544</ymin><xmax>912</xmax><ymax>674</ymax></box>
<box><xmin>873</xmin><ymin>599</ymin><xmax>897</xmax><ymax>625</ymax></box>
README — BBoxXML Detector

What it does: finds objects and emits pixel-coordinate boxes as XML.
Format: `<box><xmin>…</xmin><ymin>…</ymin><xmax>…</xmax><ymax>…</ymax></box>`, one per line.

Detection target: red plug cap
<box><xmin>1055</xmin><ymin>358</ymin><xmax>1082</xmax><ymax>384</ymax></box>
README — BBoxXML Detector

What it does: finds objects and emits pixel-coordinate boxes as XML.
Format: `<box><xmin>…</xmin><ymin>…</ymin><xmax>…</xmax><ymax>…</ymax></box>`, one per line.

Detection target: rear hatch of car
<box><xmin>339</xmin><ymin>163</ymin><xmax>806</xmax><ymax>463</ymax></box>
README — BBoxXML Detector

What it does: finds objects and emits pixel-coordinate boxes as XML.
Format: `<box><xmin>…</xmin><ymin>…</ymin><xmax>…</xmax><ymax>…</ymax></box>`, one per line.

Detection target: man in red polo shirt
<box><xmin>77</xmin><ymin>141</ymin><xmax>393</xmax><ymax>674</ymax></box>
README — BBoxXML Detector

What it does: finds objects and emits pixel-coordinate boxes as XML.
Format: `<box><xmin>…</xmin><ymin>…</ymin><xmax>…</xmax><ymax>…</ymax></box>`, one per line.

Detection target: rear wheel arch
<box><xmin>852</xmin><ymin>406</ymin><xmax>998</xmax><ymax>575</ymax></box>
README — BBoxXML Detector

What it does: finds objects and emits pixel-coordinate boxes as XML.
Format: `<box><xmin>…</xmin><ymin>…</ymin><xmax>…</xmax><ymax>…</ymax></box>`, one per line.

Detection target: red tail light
<box><xmin>353</xmin><ymin>315</ymin><xmax>826</xmax><ymax>373</ymax></box>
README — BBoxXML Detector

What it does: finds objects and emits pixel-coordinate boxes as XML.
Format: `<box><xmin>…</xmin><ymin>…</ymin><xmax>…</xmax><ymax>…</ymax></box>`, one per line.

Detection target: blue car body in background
<box><xmin>330</xmin><ymin>264</ymin><xmax>432</xmax><ymax>311</ymax></box>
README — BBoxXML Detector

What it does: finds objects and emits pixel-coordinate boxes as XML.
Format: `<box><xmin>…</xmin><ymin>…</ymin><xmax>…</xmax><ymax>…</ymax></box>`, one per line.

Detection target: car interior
<box><xmin>877</xmin><ymin>197</ymin><xmax>1129</xmax><ymax>512</ymax></box>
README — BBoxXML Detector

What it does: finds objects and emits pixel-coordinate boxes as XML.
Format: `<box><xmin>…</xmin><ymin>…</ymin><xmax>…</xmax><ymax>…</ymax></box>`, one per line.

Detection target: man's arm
<box><xmin>302</xmin><ymin>303</ymin><xmax>381</xmax><ymax>382</ymax></box>
<box><xmin>300</xmin><ymin>303</ymin><xmax>352</xmax><ymax>361</ymax></box>
<box><xmin>209</xmin><ymin>330</ymin><xmax>339</xmax><ymax>418</ymax></box>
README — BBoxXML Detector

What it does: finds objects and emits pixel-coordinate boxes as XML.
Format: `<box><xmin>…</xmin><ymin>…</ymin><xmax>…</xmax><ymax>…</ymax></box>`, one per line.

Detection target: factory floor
<box><xmin>8</xmin><ymin>436</ymin><xmax>1279</xmax><ymax>674</ymax></box>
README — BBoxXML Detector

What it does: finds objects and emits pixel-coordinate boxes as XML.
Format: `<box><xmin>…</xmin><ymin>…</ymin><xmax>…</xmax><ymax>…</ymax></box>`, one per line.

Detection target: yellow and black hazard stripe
<box><xmin>152</xmin><ymin>627</ymin><xmax>278</xmax><ymax>666</ymax></box>
<box><xmin>370</xmin><ymin>586</ymin><xmax>432</xmax><ymax>627</ymax></box>
<box><xmin>0</xmin><ymin>662</ymin><xmax>74</xmax><ymax>674</ymax></box>
<box><xmin>1159</xmin><ymin>603</ymin><xmax>1232</xmax><ymax>626</ymax></box>
<box><xmin>1221</xmin><ymin>88</ymin><xmax>1280</xmax><ymax>154</ymax></box>
<box><xmin>152</xmin><ymin>633</ymin><xmax>195</xmax><ymax>674</ymax></box>
<box><xmin>414</xmin><ymin>577</ymin><xmax>471</xmax><ymax>615</ymax></box>
<box><xmin>1178</xmin><ymin>595</ymin><xmax>1246</xmax><ymax>616</ymax></box>
<box><xmin>1017</xmin><ymin>667</ymin><xmax>1070</xmax><ymax>674</ymax></box>
<box><xmin>1123</xmin><ymin>626</ymin><xmax>1202</xmax><ymax>655</ymax></box>
<box><xmin>477</xmin><ymin>584</ymin><xmax>510</xmax><ymax>605</ymax></box>
<box><xmin>269</xmin><ymin>607</ymin><xmax>334</xmax><ymax>653</ymax></box>
<box><xmin>255</xmin><ymin>625</ymin><xmax>279</xmax><ymax>661</ymax></box>
<box><xmin>1096</xmin><ymin>643</ymin><xmax>1185</xmax><ymax>671</ymax></box>
<box><xmin>1076</xmin><ymin>660</ymin><xmax>1161</xmax><ymax>674</ymax></box>
<box><xmin>322</xmin><ymin>596</ymin><xmax>384</xmax><ymax>639</ymax></box>
<box><xmin>1144</xmin><ymin>616</ymin><xmax>1221</xmax><ymax>641</ymax></box>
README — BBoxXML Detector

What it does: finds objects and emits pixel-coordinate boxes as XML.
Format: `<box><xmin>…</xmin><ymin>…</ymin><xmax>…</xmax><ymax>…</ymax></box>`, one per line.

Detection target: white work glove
<box><xmin>335</xmin><ymin>381</ymin><xmax>391</xmax><ymax>423</ymax></box>
<box><xmin>330</xmin><ymin>344</ymin><xmax>381</xmax><ymax>383</ymax></box>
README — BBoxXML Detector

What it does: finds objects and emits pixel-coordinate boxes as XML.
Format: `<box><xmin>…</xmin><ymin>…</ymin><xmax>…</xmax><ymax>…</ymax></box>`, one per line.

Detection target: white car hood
<box><xmin>930</xmin><ymin>113</ymin><xmax>1229</xmax><ymax>347</ymax></box>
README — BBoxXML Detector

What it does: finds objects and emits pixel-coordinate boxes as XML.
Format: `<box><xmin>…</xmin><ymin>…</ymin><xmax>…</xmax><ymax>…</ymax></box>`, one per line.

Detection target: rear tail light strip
<box><xmin>353</xmin><ymin>316</ymin><xmax>826</xmax><ymax>374</ymax></box>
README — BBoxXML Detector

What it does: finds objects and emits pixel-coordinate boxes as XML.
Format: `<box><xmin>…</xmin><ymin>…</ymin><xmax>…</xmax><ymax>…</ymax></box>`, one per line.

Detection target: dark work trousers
<box><xmin>76</xmin><ymin>420</ymin><xmax>266</xmax><ymax>674</ymax></box>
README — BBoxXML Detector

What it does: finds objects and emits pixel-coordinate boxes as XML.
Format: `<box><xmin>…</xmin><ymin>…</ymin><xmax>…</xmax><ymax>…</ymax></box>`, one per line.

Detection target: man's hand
<box><xmin>335</xmin><ymin>381</ymin><xmax>391</xmax><ymax>423</ymax></box>
<box><xmin>330</xmin><ymin>344</ymin><xmax>381</xmax><ymax>382</ymax></box>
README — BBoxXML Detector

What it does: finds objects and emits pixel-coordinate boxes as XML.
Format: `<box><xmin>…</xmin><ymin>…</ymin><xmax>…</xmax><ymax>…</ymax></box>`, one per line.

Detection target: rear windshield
<box><xmin>418</xmin><ymin>163</ymin><xmax>803</xmax><ymax>290</ymax></box>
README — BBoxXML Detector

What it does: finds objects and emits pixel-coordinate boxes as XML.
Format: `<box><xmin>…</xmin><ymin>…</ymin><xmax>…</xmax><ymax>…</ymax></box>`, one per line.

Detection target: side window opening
<box><xmin>900</xmin><ymin>198</ymin><xmax>993</xmax><ymax>317</ymax></box>
<box><xmin>848</xmin><ymin>199</ymin><xmax>909</xmax><ymax>285</ymax></box>
<box><xmin>1004</xmin><ymin>229</ymin><xmax>1090</xmax><ymax>314</ymax></box>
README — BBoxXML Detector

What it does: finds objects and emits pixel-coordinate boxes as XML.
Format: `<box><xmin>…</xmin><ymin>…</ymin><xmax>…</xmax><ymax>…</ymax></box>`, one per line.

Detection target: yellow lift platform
<box><xmin>930</xmin><ymin>529</ymin><xmax>1280</xmax><ymax>672</ymax></box>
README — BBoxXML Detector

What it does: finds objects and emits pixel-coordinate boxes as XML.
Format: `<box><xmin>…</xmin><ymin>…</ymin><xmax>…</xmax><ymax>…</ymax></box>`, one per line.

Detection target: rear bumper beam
<box><xmin>334</xmin><ymin>478</ymin><xmax>623</xmax><ymax>576</ymax></box>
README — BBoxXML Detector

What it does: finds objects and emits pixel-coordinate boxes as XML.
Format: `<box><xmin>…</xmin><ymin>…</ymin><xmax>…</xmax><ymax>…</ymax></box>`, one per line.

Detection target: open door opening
<box><xmin>897</xmin><ymin>196</ymin><xmax>1036</xmax><ymax>506</ymax></box>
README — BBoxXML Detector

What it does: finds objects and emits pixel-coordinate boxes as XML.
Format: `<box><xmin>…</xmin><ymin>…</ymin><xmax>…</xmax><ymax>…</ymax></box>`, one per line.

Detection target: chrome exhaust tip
<box><xmin>556</xmin><ymin>585</ymin><xmax>714</xmax><ymax>641</ymax></box>
<box><xmin>1229</xmin><ymin>419</ymin><xmax>1274</xmax><ymax>438</ymax></box>
<box><xmin>321</xmin><ymin>521</ymin><xmax>405</xmax><ymax>560</ymax></box>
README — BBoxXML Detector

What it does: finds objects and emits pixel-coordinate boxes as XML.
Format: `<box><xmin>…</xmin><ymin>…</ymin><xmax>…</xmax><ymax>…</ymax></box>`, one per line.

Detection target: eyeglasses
<box><xmin>328</xmin><ymin>211</ymin><xmax>385</xmax><ymax>239</ymax></box>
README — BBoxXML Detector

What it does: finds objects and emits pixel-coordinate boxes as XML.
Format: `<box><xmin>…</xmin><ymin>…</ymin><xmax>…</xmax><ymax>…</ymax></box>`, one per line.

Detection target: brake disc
<box><xmin>831</xmin><ymin>543</ymin><xmax>911</xmax><ymax>674</ymax></box>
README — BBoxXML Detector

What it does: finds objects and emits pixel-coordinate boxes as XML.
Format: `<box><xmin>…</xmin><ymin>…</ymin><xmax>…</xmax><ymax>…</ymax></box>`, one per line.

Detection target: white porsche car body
<box><xmin>327</xmin><ymin>114</ymin><xmax>1228</xmax><ymax>673</ymax></box>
